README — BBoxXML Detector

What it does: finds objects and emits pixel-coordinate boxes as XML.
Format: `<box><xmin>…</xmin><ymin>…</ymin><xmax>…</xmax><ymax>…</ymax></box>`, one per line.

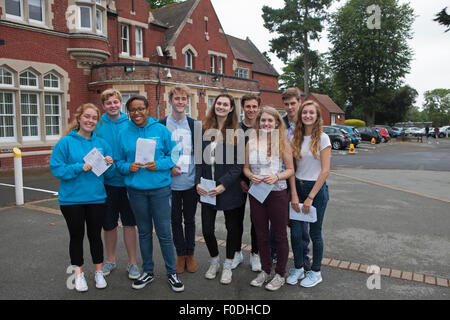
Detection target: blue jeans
<box><xmin>290</xmin><ymin>180</ymin><xmax>329</xmax><ymax>272</ymax></box>
<box><xmin>127</xmin><ymin>186</ymin><xmax>176</xmax><ymax>275</ymax></box>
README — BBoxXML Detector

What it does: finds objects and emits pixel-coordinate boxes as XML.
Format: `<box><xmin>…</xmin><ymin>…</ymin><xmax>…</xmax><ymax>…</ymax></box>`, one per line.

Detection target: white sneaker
<box><xmin>286</xmin><ymin>268</ymin><xmax>305</xmax><ymax>285</ymax></box>
<box><xmin>265</xmin><ymin>273</ymin><xmax>285</xmax><ymax>291</ymax></box>
<box><xmin>205</xmin><ymin>260</ymin><xmax>220</xmax><ymax>280</ymax></box>
<box><xmin>300</xmin><ymin>271</ymin><xmax>322</xmax><ymax>288</ymax></box>
<box><xmin>231</xmin><ymin>251</ymin><xmax>243</xmax><ymax>270</ymax></box>
<box><xmin>250</xmin><ymin>253</ymin><xmax>262</xmax><ymax>272</ymax></box>
<box><xmin>220</xmin><ymin>263</ymin><xmax>232</xmax><ymax>284</ymax></box>
<box><xmin>250</xmin><ymin>271</ymin><xmax>269</xmax><ymax>287</ymax></box>
<box><xmin>75</xmin><ymin>272</ymin><xmax>88</xmax><ymax>292</ymax></box>
<box><xmin>95</xmin><ymin>271</ymin><xmax>107</xmax><ymax>289</ymax></box>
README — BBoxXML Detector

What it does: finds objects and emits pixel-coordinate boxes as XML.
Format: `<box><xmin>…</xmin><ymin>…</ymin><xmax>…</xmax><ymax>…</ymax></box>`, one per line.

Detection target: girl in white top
<box><xmin>243</xmin><ymin>106</ymin><xmax>294</xmax><ymax>291</ymax></box>
<box><xmin>287</xmin><ymin>100</ymin><xmax>331</xmax><ymax>288</ymax></box>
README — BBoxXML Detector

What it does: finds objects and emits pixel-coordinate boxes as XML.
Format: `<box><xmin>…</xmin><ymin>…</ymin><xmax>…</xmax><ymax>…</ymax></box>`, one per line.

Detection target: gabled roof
<box><xmin>152</xmin><ymin>0</ymin><xmax>200</xmax><ymax>48</ymax></box>
<box><xmin>226</xmin><ymin>35</ymin><xmax>279</xmax><ymax>77</ymax></box>
<box><xmin>310</xmin><ymin>93</ymin><xmax>345</xmax><ymax>114</ymax></box>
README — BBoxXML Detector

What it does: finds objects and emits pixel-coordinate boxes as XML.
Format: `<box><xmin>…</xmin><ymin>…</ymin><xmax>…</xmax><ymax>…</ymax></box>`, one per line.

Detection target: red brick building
<box><xmin>0</xmin><ymin>0</ymin><xmax>281</xmax><ymax>169</ymax></box>
<box><xmin>304</xmin><ymin>93</ymin><xmax>345</xmax><ymax>126</ymax></box>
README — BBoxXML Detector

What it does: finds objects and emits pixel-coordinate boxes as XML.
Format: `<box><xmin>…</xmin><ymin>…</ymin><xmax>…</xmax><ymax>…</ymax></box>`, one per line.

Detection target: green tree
<box><xmin>262</xmin><ymin>0</ymin><xmax>334</xmax><ymax>96</ymax></box>
<box><xmin>423</xmin><ymin>89</ymin><xmax>450</xmax><ymax>126</ymax></box>
<box><xmin>434</xmin><ymin>7</ymin><xmax>450</xmax><ymax>32</ymax></box>
<box><xmin>375</xmin><ymin>86</ymin><xmax>418</xmax><ymax>125</ymax></box>
<box><xmin>328</xmin><ymin>0</ymin><xmax>414</xmax><ymax>125</ymax></box>
<box><xmin>146</xmin><ymin>0</ymin><xmax>179</xmax><ymax>9</ymax></box>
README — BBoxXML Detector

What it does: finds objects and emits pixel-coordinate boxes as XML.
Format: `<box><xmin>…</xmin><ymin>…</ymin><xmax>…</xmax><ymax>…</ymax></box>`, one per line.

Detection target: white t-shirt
<box><xmin>295</xmin><ymin>133</ymin><xmax>331</xmax><ymax>181</ymax></box>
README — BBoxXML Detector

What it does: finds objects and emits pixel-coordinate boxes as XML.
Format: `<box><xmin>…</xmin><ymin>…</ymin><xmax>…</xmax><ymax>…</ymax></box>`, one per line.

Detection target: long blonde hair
<box><xmin>291</xmin><ymin>100</ymin><xmax>323</xmax><ymax>160</ymax></box>
<box><xmin>65</xmin><ymin>103</ymin><xmax>101</xmax><ymax>136</ymax></box>
<box><xmin>252</xmin><ymin>106</ymin><xmax>288</xmax><ymax>158</ymax></box>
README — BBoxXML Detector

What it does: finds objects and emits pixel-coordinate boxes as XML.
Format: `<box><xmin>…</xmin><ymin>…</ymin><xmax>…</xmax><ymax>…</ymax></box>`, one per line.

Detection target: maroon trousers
<box><xmin>249</xmin><ymin>190</ymin><xmax>289</xmax><ymax>277</ymax></box>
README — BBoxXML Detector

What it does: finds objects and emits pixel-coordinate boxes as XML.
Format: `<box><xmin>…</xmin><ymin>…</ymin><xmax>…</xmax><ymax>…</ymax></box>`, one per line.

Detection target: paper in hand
<box><xmin>83</xmin><ymin>147</ymin><xmax>111</xmax><ymax>177</ymax></box>
<box><xmin>248</xmin><ymin>182</ymin><xmax>274</xmax><ymax>204</ymax></box>
<box><xmin>200</xmin><ymin>177</ymin><xmax>216</xmax><ymax>205</ymax></box>
<box><xmin>135</xmin><ymin>138</ymin><xmax>156</xmax><ymax>164</ymax></box>
<box><xmin>289</xmin><ymin>202</ymin><xmax>317</xmax><ymax>223</ymax></box>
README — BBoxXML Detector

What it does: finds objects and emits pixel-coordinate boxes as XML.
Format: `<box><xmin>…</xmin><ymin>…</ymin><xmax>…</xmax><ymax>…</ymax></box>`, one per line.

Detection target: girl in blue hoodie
<box><xmin>50</xmin><ymin>103</ymin><xmax>114</xmax><ymax>292</ymax></box>
<box><xmin>116</xmin><ymin>95</ymin><xmax>184</xmax><ymax>293</ymax></box>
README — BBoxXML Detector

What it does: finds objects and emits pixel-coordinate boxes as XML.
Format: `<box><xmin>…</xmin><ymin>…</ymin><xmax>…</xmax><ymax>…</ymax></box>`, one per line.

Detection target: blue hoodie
<box><xmin>50</xmin><ymin>130</ymin><xmax>115</xmax><ymax>205</ymax></box>
<box><xmin>117</xmin><ymin>117</ymin><xmax>178</xmax><ymax>191</ymax></box>
<box><xmin>96</xmin><ymin>111</ymin><xmax>129</xmax><ymax>187</ymax></box>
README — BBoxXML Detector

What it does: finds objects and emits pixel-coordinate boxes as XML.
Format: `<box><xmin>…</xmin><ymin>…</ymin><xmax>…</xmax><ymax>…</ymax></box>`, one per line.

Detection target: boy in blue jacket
<box><xmin>96</xmin><ymin>89</ymin><xmax>139</xmax><ymax>280</ymax></box>
<box><xmin>116</xmin><ymin>95</ymin><xmax>184</xmax><ymax>293</ymax></box>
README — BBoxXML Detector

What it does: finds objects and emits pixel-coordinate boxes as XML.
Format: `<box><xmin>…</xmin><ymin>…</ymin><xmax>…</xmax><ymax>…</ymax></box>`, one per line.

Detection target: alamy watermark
<box><xmin>367</xmin><ymin>5</ymin><xmax>381</xmax><ymax>30</ymax></box>
<box><xmin>366</xmin><ymin>265</ymin><xmax>381</xmax><ymax>290</ymax></box>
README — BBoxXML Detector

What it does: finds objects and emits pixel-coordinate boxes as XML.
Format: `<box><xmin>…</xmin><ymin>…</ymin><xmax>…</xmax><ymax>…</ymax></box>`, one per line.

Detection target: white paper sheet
<box><xmin>177</xmin><ymin>154</ymin><xmax>191</xmax><ymax>173</ymax></box>
<box><xmin>135</xmin><ymin>138</ymin><xmax>156</xmax><ymax>164</ymax></box>
<box><xmin>289</xmin><ymin>202</ymin><xmax>317</xmax><ymax>223</ymax></box>
<box><xmin>248</xmin><ymin>181</ymin><xmax>274</xmax><ymax>203</ymax></box>
<box><xmin>83</xmin><ymin>147</ymin><xmax>111</xmax><ymax>177</ymax></box>
<box><xmin>200</xmin><ymin>177</ymin><xmax>216</xmax><ymax>205</ymax></box>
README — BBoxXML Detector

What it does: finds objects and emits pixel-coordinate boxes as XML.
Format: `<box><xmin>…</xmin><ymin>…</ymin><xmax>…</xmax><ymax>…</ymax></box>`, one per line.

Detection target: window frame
<box><xmin>0</xmin><ymin>90</ymin><xmax>17</xmax><ymax>142</ymax></box>
<box><xmin>44</xmin><ymin>93</ymin><xmax>61</xmax><ymax>140</ymax></box>
<box><xmin>95</xmin><ymin>8</ymin><xmax>103</xmax><ymax>34</ymax></box>
<box><xmin>43</xmin><ymin>72</ymin><xmax>60</xmax><ymax>90</ymax></box>
<box><xmin>28</xmin><ymin>0</ymin><xmax>45</xmax><ymax>24</ymax></box>
<box><xmin>185</xmin><ymin>50</ymin><xmax>193</xmax><ymax>70</ymax></box>
<box><xmin>20</xmin><ymin>91</ymin><xmax>41</xmax><ymax>141</ymax></box>
<box><xmin>0</xmin><ymin>67</ymin><xmax>14</xmax><ymax>87</ymax></box>
<box><xmin>135</xmin><ymin>27</ymin><xmax>143</xmax><ymax>58</ymax></box>
<box><xmin>121</xmin><ymin>24</ymin><xmax>130</xmax><ymax>56</ymax></box>
<box><xmin>5</xmin><ymin>0</ymin><xmax>24</xmax><ymax>20</ymax></box>
<box><xmin>19</xmin><ymin>70</ymin><xmax>38</xmax><ymax>89</ymax></box>
<box><xmin>210</xmin><ymin>55</ymin><xmax>215</xmax><ymax>73</ymax></box>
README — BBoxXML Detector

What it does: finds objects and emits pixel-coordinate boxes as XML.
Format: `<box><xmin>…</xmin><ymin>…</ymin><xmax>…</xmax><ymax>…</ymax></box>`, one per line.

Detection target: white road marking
<box><xmin>0</xmin><ymin>183</ymin><xmax>58</xmax><ymax>196</ymax></box>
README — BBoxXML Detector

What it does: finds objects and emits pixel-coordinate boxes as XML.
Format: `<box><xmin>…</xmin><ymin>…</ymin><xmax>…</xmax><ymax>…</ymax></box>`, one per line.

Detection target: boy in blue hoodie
<box><xmin>96</xmin><ymin>89</ymin><xmax>139</xmax><ymax>280</ymax></box>
<box><xmin>116</xmin><ymin>95</ymin><xmax>184</xmax><ymax>293</ymax></box>
<box><xmin>50</xmin><ymin>103</ymin><xmax>114</xmax><ymax>292</ymax></box>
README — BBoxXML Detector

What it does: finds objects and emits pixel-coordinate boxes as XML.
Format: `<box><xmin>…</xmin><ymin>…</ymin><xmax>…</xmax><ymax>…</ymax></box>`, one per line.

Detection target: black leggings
<box><xmin>201</xmin><ymin>205</ymin><xmax>242</xmax><ymax>260</ymax></box>
<box><xmin>60</xmin><ymin>203</ymin><xmax>105</xmax><ymax>267</ymax></box>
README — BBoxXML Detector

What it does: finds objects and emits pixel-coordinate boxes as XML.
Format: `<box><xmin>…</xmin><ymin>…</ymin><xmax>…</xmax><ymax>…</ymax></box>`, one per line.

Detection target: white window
<box><xmin>96</xmin><ymin>0</ymin><xmax>102</xmax><ymax>4</ymax></box>
<box><xmin>0</xmin><ymin>91</ymin><xmax>16</xmax><ymax>141</ymax></box>
<box><xmin>0</xmin><ymin>68</ymin><xmax>14</xmax><ymax>86</ymax></box>
<box><xmin>44</xmin><ymin>94</ymin><xmax>61</xmax><ymax>139</ymax></box>
<box><xmin>135</xmin><ymin>28</ymin><xmax>143</xmax><ymax>57</ymax></box>
<box><xmin>19</xmin><ymin>70</ymin><xmax>38</xmax><ymax>88</ymax></box>
<box><xmin>21</xmin><ymin>92</ymin><xmax>40</xmax><ymax>140</ymax></box>
<box><xmin>96</xmin><ymin>8</ymin><xmax>102</xmax><ymax>33</ymax></box>
<box><xmin>219</xmin><ymin>57</ymin><xmax>224</xmax><ymax>74</ymax></box>
<box><xmin>79</xmin><ymin>6</ymin><xmax>92</xmax><ymax>30</ymax></box>
<box><xmin>236</xmin><ymin>68</ymin><xmax>249</xmax><ymax>79</ymax></box>
<box><xmin>121</xmin><ymin>92</ymin><xmax>135</xmax><ymax>113</ymax></box>
<box><xmin>210</xmin><ymin>55</ymin><xmax>215</xmax><ymax>73</ymax></box>
<box><xmin>28</xmin><ymin>0</ymin><xmax>44</xmax><ymax>23</ymax></box>
<box><xmin>5</xmin><ymin>0</ymin><xmax>23</xmax><ymax>19</ymax></box>
<box><xmin>185</xmin><ymin>50</ymin><xmax>193</xmax><ymax>69</ymax></box>
<box><xmin>43</xmin><ymin>73</ymin><xmax>60</xmax><ymax>90</ymax></box>
<box><xmin>207</xmin><ymin>96</ymin><xmax>216</xmax><ymax>110</ymax></box>
<box><xmin>121</xmin><ymin>24</ymin><xmax>130</xmax><ymax>55</ymax></box>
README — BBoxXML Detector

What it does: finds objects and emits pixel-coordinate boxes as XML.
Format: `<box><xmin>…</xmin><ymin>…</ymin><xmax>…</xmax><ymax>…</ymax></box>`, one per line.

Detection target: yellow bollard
<box><xmin>13</xmin><ymin>147</ymin><xmax>24</xmax><ymax>206</ymax></box>
<box><xmin>349</xmin><ymin>144</ymin><xmax>355</xmax><ymax>154</ymax></box>
<box><xmin>371</xmin><ymin>138</ymin><xmax>376</xmax><ymax>145</ymax></box>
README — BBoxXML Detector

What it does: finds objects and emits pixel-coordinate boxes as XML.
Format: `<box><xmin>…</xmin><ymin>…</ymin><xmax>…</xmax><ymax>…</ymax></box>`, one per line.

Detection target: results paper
<box><xmin>135</xmin><ymin>138</ymin><xmax>156</xmax><ymax>164</ymax></box>
<box><xmin>83</xmin><ymin>147</ymin><xmax>111</xmax><ymax>177</ymax></box>
<box><xmin>248</xmin><ymin>182</ymin><xmax>274</xmax><ymax>204</ymax></box>
<box><xmin>289</xmin><ymin>202</ymin><xmax>317</xmax><ymax>223</ymax></box>
<box><xmin>200</xmin><ymin>177</ymin><xmax>216</xmax><ymax>205</ymax></box>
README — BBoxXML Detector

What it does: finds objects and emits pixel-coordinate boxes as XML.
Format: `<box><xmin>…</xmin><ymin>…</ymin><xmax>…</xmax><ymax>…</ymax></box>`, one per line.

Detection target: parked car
<box><xmin>438</xmin><ymin>126</ymin><xmax>450</xmax><ymax>138</ymax></box>
<box><xmin>358</xmin><ymin>127</ymin><xmax>381</xmax><ymax>143</ymax></box>
<box><xmin>375</xmin><ymin>125</ymin><xmax>394</xmax><ymax>137</ymax></box>
<box><xmin>391</xmin><ymin>127</ymin><xmax>403</xmax><ymax>137</ymax></box>
<box><xmin>404</xmin><ymin>127</ymin><xmax>422</xmax><ymax>136</ymax></box>
<box><xmin>332</xmin><ymin>125</ymin><xmax>361</xmax><ymax>146</ymax></box>
<box><xmin>419</xmin><ymin>127</ymin><xmax>437</xmax><ymax>138</ymax></box>
<box><xmin>323</xmin><ymin>126</ymin><xmax>352</xmax><ymax>150</ymax></box>
<box><xmin>372</xmin><ymin>126</ymin><xmax>390</xmax><ymax>142</ymax></box>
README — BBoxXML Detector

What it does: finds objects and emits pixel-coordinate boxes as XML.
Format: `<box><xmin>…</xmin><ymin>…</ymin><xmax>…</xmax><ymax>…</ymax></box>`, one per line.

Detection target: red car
<box><xmin>372</xmin><ymin>127</ymin><xmax>390</xmax><ymax>143</ymax></box>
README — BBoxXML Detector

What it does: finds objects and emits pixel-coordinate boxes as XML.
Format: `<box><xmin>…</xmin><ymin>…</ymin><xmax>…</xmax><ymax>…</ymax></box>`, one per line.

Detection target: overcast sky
<box><xmin>211</xmin><ymin>0</ymin><xmax>450</xmax><ymax>109</ymax></box>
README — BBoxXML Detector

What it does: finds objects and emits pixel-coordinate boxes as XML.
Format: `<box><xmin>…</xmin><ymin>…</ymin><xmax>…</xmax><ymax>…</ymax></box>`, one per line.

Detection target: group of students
<box><xmin>50</xmin><ymin>85</ymin><xmax>331</xmax><ymax>293</ymax></box>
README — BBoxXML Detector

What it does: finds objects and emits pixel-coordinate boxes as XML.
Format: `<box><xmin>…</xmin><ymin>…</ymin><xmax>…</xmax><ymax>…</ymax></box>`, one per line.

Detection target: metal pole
<box><xmin>13</xmin><ymin>147</ymin><xmax>24</xmax><ymax>206</ymax></box>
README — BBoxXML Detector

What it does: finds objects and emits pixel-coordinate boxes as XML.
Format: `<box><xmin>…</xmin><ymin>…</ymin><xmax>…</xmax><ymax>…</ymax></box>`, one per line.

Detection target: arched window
<box><xmin>19</xmin><ymin>70</ymin><xmax>38</xmax><ymax>87</ymax></box>
<box><xmin>43</xmin><ymin>72</ymin><xmax>60</xmax><ymax>89</ymax></box>
<box><xmin>0</xmin><ymin>67</ymin><xmax>14</xmax><ymax>86</ymax></box>
<box><xmin>185</xmin><ymin>50</ymin><xmax>193</xmax><ymax>70</ymax></box>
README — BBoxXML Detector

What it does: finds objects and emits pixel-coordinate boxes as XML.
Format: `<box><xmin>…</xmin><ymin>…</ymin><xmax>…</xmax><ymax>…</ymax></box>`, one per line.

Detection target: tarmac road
<box><xmin>0</xmin><ymin>139</ymin><xmax>449</xmax><ymax>302</ymax></box>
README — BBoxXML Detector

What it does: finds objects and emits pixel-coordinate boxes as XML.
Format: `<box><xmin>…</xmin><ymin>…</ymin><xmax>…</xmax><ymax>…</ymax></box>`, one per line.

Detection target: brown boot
<box><xmin>175</xmin><ymin>256</ymin><xmax>186</xmax><ymax>273</ymax></box>
<box><xmin>185</xmin><ymin>254</ymin><xmax>198</xmax><ymax>273</ymax></box>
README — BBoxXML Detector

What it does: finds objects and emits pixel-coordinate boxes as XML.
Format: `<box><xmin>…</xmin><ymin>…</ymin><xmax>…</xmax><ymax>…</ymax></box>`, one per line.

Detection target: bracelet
<box><xmin>276</xmin><ymin>174</ymin><xmax>280</xmax><ymax>181</ymax></box>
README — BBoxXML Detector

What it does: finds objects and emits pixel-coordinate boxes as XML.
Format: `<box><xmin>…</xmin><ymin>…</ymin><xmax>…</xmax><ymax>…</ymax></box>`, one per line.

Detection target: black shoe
<box><xmin>168</xmin><ymin>273</ymin><xmax>184</xmax><ymax>292</ymax></box>
<box><xmin>132</xmin><ymin>272</ymin><xmax>154</xmax><ymax>290</ymax></box>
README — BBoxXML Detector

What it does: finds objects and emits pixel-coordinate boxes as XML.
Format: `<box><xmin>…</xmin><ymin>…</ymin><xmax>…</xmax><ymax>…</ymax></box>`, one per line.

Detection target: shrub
<box><xmin>345</xmin><ymin>119</ymin><xmax>366</xmax><ymax>127</ymax></box>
